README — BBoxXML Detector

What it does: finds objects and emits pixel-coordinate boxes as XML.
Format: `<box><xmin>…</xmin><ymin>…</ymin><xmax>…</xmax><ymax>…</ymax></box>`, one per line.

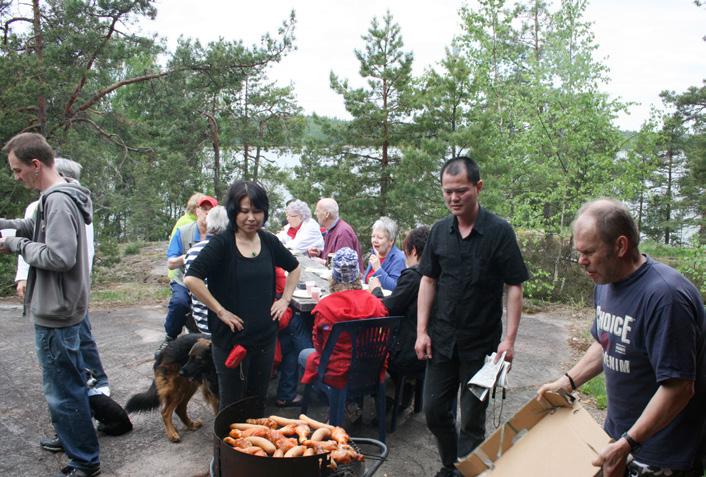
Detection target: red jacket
<box><xmin>301</xmin><ymin>289</ymin><xmax>389</xmax><ymax>389</ymax></box>
<box><xmin>273</xmin><ymin>267</ymin><xmax>293</xmax><ymax>369</ymax></box>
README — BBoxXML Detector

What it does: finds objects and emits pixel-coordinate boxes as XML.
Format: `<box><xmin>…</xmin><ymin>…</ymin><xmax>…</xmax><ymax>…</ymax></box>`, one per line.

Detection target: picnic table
<box><xmin>289</xmin><ymin>253</ymin><xmax>332</xmax><ymax>313</ymax></box>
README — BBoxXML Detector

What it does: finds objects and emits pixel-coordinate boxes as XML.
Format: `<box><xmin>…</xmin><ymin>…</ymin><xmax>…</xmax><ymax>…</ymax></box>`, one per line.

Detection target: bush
<box><xmin>95</xmin><ymin>238</ymin><xmax>121</xmax><ymax>267</ymax></box>
<box><xmin>517</xmin><ymin>230</ymin><xmax>594</xmax><ymax>305</ymax></box>
<box><xmin>123</xmin><ymin>241</ymin><xmax>143</xmax><ymax>256</ymax></box>
<box><xmin>0</xmin><ymin>254</ymin><xmax>17</xmax><ymax>297</ymax></box>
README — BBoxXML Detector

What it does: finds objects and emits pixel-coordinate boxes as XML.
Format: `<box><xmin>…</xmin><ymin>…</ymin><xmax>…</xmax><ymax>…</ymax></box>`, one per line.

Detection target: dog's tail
<box><xmin>125</xmin><ymin>380</ymin><xmax>159</xmax><ymax>413</ymax></box>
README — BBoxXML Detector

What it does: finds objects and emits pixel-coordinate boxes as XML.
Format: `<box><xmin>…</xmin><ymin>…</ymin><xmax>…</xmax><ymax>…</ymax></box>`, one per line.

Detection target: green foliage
<box><xmin>91</xmin><ymin>284</ymin><xmax>170</xmax><ymax>306</ymax></box>
<box><xmin>123</xmin><ymin>241</ymin><xmax>143</xmax><ymax>256</ymax></box>
<box><xmin>516</xmin><ymin>230</ymin><xmax>594</xmax><ymax>305</ymax></box>
<box><xmin>290</xmin><ymin>11</ymin><xmax>417</xmax><ymax>234</ymax></box>
<box><xmin>582</xmin><ymin>375</ymin><xmax>608</xmax><ymax>410</ymax></box>
<box><xmin>96</xmin><ymin>238</ymin><xmax>121</xmax><ymax>268</ymax></box>
<box><xmin>0</xmin><ymin>254</ymin><xmax>17</xmax><ymax>297</ymax></box>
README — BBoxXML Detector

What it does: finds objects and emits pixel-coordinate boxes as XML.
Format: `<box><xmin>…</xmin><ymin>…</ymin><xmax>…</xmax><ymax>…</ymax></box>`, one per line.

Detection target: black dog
<box><xmin>90</xmin><ymin>394</ymin><xmax>133</xmax><ymax>436</ymax></box>
<box><xmin>126</xmin><ymin>334</ymin><xmax>219</xmax><ymax>442</ymax></box>
<box><xmin>81</xmin><ymin>368</ymin><xmax>133</xmax><ymax>436</ymax></box>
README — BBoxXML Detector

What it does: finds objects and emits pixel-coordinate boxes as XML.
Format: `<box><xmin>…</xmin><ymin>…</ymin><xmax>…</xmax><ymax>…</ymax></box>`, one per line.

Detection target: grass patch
<box><xmin>92</xmin><ymin>283</ymin><xmax>169</xmax><ymax>307</ymax></box>
<box><xmin>581</xmin><ymin>375</ymin><xmax>607</xmax><ymax>410</ymax></box>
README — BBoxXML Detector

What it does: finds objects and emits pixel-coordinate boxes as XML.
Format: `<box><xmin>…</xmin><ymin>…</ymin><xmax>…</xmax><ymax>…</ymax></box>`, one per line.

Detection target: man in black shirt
<box><xmin>415</xmin><ymin>156</ymin><xmax>529</xmax><ymax>477</ymax></box>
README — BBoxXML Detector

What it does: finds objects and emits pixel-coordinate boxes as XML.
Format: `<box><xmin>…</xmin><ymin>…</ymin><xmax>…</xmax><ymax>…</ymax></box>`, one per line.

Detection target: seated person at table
<box><xmin>370</xmin><ymin>226</ymin><xmax>430</xmax><ymax>408</ymax></box>
<box><xmin>364</xmin><ymin>216</ymin><xmax>405</xmax><ymax>290</ymax></box>
<box><xmin>307</xmin><ymin>198</ymin><xmax>363</xmax><ymax>271</ymax></box>
<box><xmin>276</xmin><ymin>199</ymin><xmax>324</xmax><ymax>254</ymax></box>
<box><xmin>299</xmin><ymin>248</ymin><xmax>388</xmax><ymax>392</ymax></box>
<box><xmin>274</xmin><ymin>268</ymin><xmax>311</xmax><ymax>407</ymax></box>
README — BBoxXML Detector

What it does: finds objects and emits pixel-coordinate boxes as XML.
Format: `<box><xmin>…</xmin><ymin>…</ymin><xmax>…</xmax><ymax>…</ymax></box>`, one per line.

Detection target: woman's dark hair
<box><xmin>402</xmin><ymin>225</ymin><xmax>430</xmax><ymax>257</ymax></box>
<box><xmin>225</xmin><ymin>180</ymin><xmax>270</xmax><ymax>231</ymax></box>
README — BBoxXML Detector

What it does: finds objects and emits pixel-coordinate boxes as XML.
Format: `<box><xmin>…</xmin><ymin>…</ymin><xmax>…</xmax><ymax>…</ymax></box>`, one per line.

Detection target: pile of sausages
<box><xmin>224</xmin><ymin>414</ymin><xmax>365</xmax><ymax>466</ymax></box>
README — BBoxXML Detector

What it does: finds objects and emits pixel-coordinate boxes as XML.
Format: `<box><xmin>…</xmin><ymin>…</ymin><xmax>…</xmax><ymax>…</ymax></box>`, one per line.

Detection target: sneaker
<box><xmin>40</xmin><ymin>434</ymin><xmax>63</xmax><ymax>453</ymax></box>
<box><xmin>433</xmin><ymin>467</ymin><xmax>460</xmax><ymax>477</ymax></box>
<box><xmin>55</xmin><ymin>465</ymin><xmax>101</xmax><ymax>477</ymax></box>
<box><xmin>154</xmin><ymin>336</ymin><xmax>174</xmax><ymax>359</ymax></box>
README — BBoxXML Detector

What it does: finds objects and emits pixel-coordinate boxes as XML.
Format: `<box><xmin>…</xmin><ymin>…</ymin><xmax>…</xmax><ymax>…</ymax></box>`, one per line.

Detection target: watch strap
<box><xmin>621</xmin><ymin>431</ymin><xmax>641</xmax><ymax>452</ymax></box>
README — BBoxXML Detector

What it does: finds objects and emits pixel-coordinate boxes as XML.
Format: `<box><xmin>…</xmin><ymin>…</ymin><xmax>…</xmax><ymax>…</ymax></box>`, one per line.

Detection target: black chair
<box><xmin>300</xmin><ymin>315</ymin><xmax>401</xmax><ymax>443</ymax></box>
<box><xmin>389</xmin><ymin>367</ymin><xmax>425</xmax><ymax>433</ymax></box>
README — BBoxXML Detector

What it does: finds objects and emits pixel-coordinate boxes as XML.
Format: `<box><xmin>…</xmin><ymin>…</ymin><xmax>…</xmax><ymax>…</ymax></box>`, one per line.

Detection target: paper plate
<box><xmin>292</xmin><ymin>289</ymin><xmax>311</xmax><ymax>299</ymax></box>
<box><xmin>305</xmin><ymin>266</ymin><xmax>326</xmax><ymax>273</ymax></box>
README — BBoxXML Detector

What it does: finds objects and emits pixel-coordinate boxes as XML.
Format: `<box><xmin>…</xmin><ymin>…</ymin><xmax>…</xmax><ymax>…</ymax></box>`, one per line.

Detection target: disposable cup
<box><xmin>310</xmin><ymin>286</ymin><xmax>321</xmax><ymax>302</ymax></box>
<box><xmin>1</xmin><ymin>228</ymin><xmax>16</xmax><ymax>237</ymax></box>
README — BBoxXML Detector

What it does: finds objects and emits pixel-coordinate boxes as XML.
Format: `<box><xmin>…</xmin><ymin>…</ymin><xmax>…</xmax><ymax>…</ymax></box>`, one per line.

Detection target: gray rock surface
<box><xmin>0</xmin><ymin>303</ymin><xmax>573</xmax><ymax>476</ymax></box>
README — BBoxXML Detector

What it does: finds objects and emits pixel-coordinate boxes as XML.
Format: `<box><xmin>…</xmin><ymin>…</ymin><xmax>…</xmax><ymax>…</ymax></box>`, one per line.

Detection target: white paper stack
<box><xmin>467</xmin><ymin>352</ymin><xmax>511</xmax><ymax>401</ymax></box>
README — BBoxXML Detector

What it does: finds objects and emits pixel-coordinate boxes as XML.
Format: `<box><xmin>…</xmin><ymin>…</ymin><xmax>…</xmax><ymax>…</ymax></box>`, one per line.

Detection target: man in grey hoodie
<box><xmin>0</xmin><ymin>133</ymin><xmax>100</xmax><ymax>477</ymax></box>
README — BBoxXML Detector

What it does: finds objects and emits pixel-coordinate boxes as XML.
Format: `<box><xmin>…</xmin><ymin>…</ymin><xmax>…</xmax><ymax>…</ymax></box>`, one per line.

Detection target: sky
<box><xmin>140</xmin><ymin>0</ymin><xmax>706</xmax><ymax>132</ymax></box>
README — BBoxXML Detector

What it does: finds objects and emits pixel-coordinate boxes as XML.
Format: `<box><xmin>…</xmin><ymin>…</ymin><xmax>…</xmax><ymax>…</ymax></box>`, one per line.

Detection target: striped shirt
<box><xmin>184</xmin><ymin>238</ymin><xmax>212</xmax><ymax>335</ymax></box>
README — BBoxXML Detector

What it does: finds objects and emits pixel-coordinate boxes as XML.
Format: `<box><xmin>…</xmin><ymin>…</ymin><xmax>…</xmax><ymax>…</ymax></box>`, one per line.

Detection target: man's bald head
<box><xmin>315</xmin><ymin>198</ymin><xmax>339</xmax><ymax>228</ymax></box>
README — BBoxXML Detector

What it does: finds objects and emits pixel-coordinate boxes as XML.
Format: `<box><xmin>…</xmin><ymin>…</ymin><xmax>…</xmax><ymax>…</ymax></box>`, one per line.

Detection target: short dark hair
<box><xmin>402</xmin><ymin>225</ymin><xmax>430</xmax><ymax>257</ymax></box>
<box><xmin>225</xmin><ymin>180</ymin><xmax>270</xmax><ymax>231</ymax></box>
<box><xmin>2</xmin><ymin>132</ymin><xmax>55</xmax><ymax>166</ymax></box>
<box><xmin>440</xmin><ymin>156</ymin><xmax>480</xmax><ymax>184</ymax></box>
<box><xmin>575</xmin><ymin>199</ymin><xmax>641</xmax><ymax>259</ymax></box>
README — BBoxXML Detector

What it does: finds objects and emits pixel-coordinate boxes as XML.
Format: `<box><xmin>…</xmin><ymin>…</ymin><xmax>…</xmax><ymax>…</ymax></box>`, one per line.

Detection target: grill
<box><xmin>211</xmin><ymin>397</ymin><xmax>387</xmax><ymax>477</ymax></box>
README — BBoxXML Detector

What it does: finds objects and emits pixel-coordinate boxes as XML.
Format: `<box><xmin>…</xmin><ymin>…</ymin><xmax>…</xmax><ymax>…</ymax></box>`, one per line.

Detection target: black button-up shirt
<box><xmin>418</xmin><ymin>207</ymin><xmax>529</xmax><ymax>360</ymax></box>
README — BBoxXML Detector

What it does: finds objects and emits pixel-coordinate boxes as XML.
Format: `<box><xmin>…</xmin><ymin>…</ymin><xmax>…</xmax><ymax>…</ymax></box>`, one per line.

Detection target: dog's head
<box><xmin>179</xmin><ymin>338</ymin><xmax>213</xmax><ymax>381</ymax></box>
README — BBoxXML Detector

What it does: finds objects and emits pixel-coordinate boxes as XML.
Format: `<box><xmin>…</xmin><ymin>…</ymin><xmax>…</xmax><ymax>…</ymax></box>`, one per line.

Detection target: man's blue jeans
<box><xmin>164</xmin><ymin>281</ymin><xmax>191</xmax><ymax>339</ymax></box>
<box><xmin>78</xmin><ymin>314</ymin><xmax>109</xmax><ymax>393</ymax></box>
<box><xmin>276</xmin><ymin>312</ymin><xmax>313</xmax><ymax>401</ymax></box>
<box><xmin>35</xmin><ymin>323</ymin><xmax>100</xmax><ymax>469</ymax></box>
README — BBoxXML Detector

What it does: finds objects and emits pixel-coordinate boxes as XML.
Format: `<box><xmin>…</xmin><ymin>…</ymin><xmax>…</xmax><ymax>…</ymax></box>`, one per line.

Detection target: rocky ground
<box><xmin>0</xmin><ymin>241</ymin><xmax>606</xmax><ymax>476</ymax></box>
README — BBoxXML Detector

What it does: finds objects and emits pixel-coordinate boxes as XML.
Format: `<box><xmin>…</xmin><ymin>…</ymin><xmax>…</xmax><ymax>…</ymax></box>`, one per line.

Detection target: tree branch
<box><xmin>75</xmin><ymin>70</ymin><xmax>171</xmax><ymax>114</ymax></box>
<box><xmin>64</xmin><ymin>14</ymin><xmax>120</xmax><ymax>116</ymax></box>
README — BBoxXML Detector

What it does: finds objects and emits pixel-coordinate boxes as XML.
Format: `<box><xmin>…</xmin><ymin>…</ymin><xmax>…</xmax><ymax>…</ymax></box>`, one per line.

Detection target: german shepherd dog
<box><xmin>125</xmin><ymin>334</ymin><xmax>219</xmax><ymax>442</ymax></box>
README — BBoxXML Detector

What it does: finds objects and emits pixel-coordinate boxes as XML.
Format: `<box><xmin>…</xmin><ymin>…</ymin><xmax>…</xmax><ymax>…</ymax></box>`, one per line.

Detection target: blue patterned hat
<box><xmin>331</xmin><ymin>247</ymin><xmax>360</xmax><ymax>284</ymax></box>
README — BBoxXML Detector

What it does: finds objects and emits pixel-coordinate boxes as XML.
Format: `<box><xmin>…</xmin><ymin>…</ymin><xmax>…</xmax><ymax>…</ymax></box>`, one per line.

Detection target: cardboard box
<box><xmin>456</xmin><ymin>392</ymin><xmax>611</xmax><ymax>477</ymax></box>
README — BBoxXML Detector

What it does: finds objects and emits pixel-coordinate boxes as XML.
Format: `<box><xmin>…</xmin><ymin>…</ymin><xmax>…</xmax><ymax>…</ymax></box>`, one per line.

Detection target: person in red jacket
<box><xmin>299</xmin><ymin>247</ymin><xmax>388</xmax><ymax>392</ymax></box>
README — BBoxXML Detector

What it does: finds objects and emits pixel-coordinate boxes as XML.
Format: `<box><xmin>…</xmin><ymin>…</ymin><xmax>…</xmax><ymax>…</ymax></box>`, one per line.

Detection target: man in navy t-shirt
<box><xmin>538</xmin><ymin>198</ymin><xmax>705</xmax><ymax>477</ymax></box>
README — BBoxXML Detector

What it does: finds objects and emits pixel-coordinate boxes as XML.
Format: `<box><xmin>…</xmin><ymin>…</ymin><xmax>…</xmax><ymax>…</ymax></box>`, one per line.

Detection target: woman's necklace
<box><xmin>236</xmin><ymin>233</ymin><xmax>260</xmax><ymax>257</ymax></box>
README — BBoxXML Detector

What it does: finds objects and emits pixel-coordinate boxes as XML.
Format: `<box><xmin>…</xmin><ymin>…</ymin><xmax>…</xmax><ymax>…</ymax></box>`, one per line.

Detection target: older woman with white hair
<box><xmin>277</xmin><ymin>199</ymin><xmax>324</xmax><ymax>253</ymax></box>
<box><xmin>363</xmin><ymin>216</ymin><xmax>406</xmax><ymax>290</ymax></box>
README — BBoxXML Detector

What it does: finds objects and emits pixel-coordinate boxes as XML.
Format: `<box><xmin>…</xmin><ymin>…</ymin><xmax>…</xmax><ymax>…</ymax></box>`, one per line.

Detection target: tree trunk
<box><xmin>203</xmin><ymin>112</ymin><xmax>222</xmax><ymax>197</ymax></box>
<box><xmin>380</xmin><ymin>78</ymin><xmax>389</xmax><ymax>216</ymax></box>
<box><xmin>32</xmin><ymin>0</ymin><xmax>47</xmax><ymax>135</ymax></box>
<box><xmin>664</xmin><ymin>147</ymin><xmax>673</xmax><ymax>245</ymax></box>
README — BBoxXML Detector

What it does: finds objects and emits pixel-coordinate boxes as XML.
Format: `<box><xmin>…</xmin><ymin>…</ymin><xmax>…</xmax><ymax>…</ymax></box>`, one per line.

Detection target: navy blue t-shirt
<box><xmin>590</xmin><ymin>256</ymin><xmax>705</xmax><ymax>469</ymax></box>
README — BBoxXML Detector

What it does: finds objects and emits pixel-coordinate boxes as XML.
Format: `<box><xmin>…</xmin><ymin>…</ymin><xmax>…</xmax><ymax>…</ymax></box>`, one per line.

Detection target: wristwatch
<box><xmin>621</xmin><ymin>431</ymin><xmax>641</xmax><ymax>452</ymax></box>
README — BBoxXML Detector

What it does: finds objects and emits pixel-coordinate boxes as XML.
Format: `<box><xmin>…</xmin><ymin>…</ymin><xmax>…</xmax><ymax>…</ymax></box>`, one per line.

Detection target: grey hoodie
<box><xmin>0</xmin><ymin>179</ymin><xmax>92</xmax><ymax>327</ymax></box>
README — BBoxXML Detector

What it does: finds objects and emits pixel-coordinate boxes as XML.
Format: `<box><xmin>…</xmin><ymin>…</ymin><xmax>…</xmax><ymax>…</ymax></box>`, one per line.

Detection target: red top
<box><xmin>275</xmin><ymin>267</ymin><xmax>293</xmax><ymax>329</ymax></box>
<box><xmin>301</xmin><ymin>289</ymin><xmax>389</xmax><ymax>389</ymax></box>
<box><xmin>286</xmin><ymin>223</ymin><xmax>301</xmax><ymax>240</ymax></box>
<box><xmin>365</xmin><ymin>254</ymin><xmax>385</xmax><ymax>283</ymax></box>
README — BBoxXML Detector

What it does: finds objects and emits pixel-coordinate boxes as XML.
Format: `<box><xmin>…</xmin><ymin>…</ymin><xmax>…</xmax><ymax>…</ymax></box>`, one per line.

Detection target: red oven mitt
<box><xmin>225</xmin><ymin>344</ymin><xmax>247</xmax><ymax>368</ymax></box>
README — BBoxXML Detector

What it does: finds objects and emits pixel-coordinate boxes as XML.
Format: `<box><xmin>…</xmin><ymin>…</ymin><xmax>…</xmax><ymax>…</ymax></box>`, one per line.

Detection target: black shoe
<box><xmin>54</xmin><ymin>465</ymin><xmax>101</xmax><ymax>477</ymax></box>
<box><xmin>40</xmin><ymin>434</ymin><xmax>63</xmax><ymax>453</ymax></box>
<box><xmin>433</xmin><ymin>467</ymin><xmax>460</xmax><ymax>477</ymax></box>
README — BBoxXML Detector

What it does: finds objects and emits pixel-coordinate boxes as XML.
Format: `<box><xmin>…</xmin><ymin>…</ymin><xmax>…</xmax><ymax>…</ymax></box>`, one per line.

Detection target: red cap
<box><xmin>198</xmin><ymin>195</ymin><xmax>218</xmax><ymax>208</ymax></box>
